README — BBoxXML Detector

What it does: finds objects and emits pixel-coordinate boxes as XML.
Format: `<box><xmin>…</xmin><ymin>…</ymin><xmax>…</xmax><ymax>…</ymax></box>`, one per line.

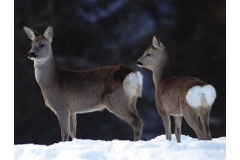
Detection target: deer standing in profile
<box><xmin>23</xmin><ymin>26</ymin><xmax>143</xmax><ymax>142</ymax></box>
<box><xmin>137</xmin><ymin>36</ymin><xmax>216</xmax><ymax>143</ymax></box>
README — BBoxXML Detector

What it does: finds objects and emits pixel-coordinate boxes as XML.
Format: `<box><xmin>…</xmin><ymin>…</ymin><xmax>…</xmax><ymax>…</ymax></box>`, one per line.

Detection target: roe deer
<box><xmin>23</xmin><ymin>26</ymin><xmax>143</xmax><ymax>141</ymax></box>
<box><xmin>136</xmin><ymin>36</ymin><xmax>216</xmax><ymax>143</ymax></box>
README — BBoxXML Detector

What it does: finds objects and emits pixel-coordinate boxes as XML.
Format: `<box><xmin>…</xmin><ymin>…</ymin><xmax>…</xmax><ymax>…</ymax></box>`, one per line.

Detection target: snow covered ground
<box><xmin>14</xmin><ymin>134</ymin><xmax>225</xmax><ymax>160</ymax></box>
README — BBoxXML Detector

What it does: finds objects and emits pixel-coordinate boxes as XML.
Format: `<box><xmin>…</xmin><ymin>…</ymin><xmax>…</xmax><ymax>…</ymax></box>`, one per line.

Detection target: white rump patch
<box><xmin>123</xmin><ymin>72</ymin><xmax>143</xmax><ymax>98</ymax></box>
<box><xmin>186</xmin><ymin>85</ymin><xmax>216</xmax><ymax>109</ymax></box>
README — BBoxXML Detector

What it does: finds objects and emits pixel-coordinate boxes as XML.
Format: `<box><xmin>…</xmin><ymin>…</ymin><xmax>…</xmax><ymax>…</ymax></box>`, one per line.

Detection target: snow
<box><xmin>14</xmin><ymin>135</ymin><xmax>225</xmax><ymax>160</ymax></box>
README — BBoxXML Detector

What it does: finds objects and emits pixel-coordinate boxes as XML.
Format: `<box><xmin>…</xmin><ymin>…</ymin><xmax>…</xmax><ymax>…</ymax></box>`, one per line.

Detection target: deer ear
<box><xmin>152</xmin><ymin>35</ymin><xmax>163</xmax><ymax>49</ymax></box>
<box><xmin>44</xmin><ymin>26</ymin><xmax>54</xmax><ymax>42</ymax></box>
<box><xmin>23</xmin><ymin>27</ymin><xmax>35</xmax><ymax>41</ymax></box>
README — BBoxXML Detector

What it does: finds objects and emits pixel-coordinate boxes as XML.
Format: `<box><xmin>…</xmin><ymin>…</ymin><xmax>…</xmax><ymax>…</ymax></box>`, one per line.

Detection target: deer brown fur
<box><xmin>137</xmin><ymin>35</ymin><xmax>216</xmax><ymax>143</ymax></box>
<box><xmin>23</xmin><ymin>26</ymin><xmax>143</xmax><ymax>142</ymax></box>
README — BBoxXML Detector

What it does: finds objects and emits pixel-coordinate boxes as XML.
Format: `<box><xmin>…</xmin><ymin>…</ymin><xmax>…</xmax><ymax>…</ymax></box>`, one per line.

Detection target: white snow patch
<box><xmin>186</xmin><ymin>85</ymin><xmax>216</xmax><ymax>108</ymax></box>
<box><xmin>123</xmin><ymin>71</ymin><xmax>143</xmax><ymax>98</ymax></box>
<box><xmin>14</xmin><ymin>135</ymin><xmax>226</xmax><ymax>160</ymax></box>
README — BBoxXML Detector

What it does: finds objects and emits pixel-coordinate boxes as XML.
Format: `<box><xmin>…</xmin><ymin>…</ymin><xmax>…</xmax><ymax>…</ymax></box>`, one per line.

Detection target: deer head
<box><xmin>137</xmin><ymin>35</ymin><xmax>168</xmax><ymax>71</ymax></box>
<box><xmin>23</xmin><ymin>26</ymin><xmax>54</xmax><ymax>63</ymax></box>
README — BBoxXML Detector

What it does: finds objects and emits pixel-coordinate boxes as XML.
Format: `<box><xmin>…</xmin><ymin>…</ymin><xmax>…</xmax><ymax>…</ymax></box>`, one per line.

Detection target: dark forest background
<box><xmin>14</xmin><ymin>0</ymin><xmax>226</xmax><ymax>145</ymax></box>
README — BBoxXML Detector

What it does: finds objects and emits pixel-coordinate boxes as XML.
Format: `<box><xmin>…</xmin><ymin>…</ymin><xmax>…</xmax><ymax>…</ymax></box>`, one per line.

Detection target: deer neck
<box><xmin>33</xmin><ymin>54</ymin><xmax>55</xmax><ymax>87</ymax></box>
<box><xmin>152</xmin><ymin>54</ymin><xmax>171</xmax><ymax>87</ymax></box>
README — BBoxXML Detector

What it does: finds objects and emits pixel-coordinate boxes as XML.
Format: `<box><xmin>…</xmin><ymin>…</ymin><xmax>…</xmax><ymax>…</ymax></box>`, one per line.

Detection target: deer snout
<box><xmin>136</xmin><ymin>61</ymin><xmax>143</xmax><ymax>67</ymax></box>
<box><xmin>28</xmin><ymin>52</ymin><xmax>37</xmax><ymax>59</ymax></box>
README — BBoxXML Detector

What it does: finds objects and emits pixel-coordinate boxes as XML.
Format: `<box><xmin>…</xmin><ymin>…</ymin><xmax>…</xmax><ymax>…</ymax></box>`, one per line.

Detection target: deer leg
<box><xmin>107</xmin><ymin>92</ymin><xmax>143</xmax><ymax>141</ymax></box>
<box><xmin>128</xmin><ymin>97</ymin><xmax>144</xmax><ymax>141</ymax></box>
<box><xmin>57</xmin><ymin>111</ymin><xmax>70</xmax><ymax>141</ymax></box>
<box><xmin>70</xmin><ymin>113</ymin><xmax>77</xmax><ymax>139</ymax></box>
<box><xmin>128</xmin><ymin>97</ymin><xmax>140</xmax><ymax>117</ymax></box>
<box><xmin>108</xmin><ymin>105</ymin><xmax>143</xmax><ymax>141</ymax></box>
<box><xmin>130</xmin><ymin>112</ymin><xmax>143</xmax><ymax>141</ymax></box>
<box><xmin>120</xmin><ymin>111</ymin><xmax>143</xmax><ymax>141</ymax></box>
<box><xmin>183</xmin><ymin>111</ymin><xmax>205</xmax><ymax>140</ymax></box>
<box><xmin>199</xmin><ymin>108</ymin><xmax>212</xmax><ymax>140</ymax></box>
<box><xmin>159</xmin><ymin>112</ymin><xmax>171</xmax><ymax>141</ymax></box>
<box><xmin>174</xmin><ymin>116</ymin><xmax>182</xmax><ymax>143</ymax></box>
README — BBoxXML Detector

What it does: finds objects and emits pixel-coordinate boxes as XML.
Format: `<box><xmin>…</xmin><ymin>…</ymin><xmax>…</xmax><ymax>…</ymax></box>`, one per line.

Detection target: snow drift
<box><xmin>14</xmin><ymin>135</ymin><xmax>225</xmax><ymax>160</ymax></box>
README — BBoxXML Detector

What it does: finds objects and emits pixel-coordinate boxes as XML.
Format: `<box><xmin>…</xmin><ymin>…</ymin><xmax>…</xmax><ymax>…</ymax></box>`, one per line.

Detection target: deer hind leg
<box><xmin>174</xmin><ymin>116</ymin><xmax>182</xmax><ymax>143</ymax></box>
<box><xmin>128</xmin><ymin>96</ymin><xmax>144</xmax><ymax>141</ymax></box>
<box><xmin>129</xmin><ymin>112</ymin><xmax>143</xmax><ymax>141</ymax></box>
<box><xmin>183</xmin><ymin>109</ymin><xmax>205</xmax><ymax>140</ymax></box>
<box><xmin>70</xmin><ymin>113</ymin><xmax>77</xmax><ymax>139</ymax></box>
<box><xmin>107</xmin><ymin>100</ymin><xmax>143</xmax><ymax>141</ymax></box>
<box><xmin>116</xmin><ymin>110</ymin><xmax>142</xmax><ymax>141</ymax></box>
<box><xmin>57</xmin><ymin>111</ymin><xmax>70</xmax><ymax>141</ymax></box>
<box><xmin>158</xmin><ymin>110</ymin><xmax>171</xmax><ymax>141</ymax></box>
<box><xmin>199</xmin><ymin>108</ymin><xmax>212</xmax><ymax>140</ymax></box>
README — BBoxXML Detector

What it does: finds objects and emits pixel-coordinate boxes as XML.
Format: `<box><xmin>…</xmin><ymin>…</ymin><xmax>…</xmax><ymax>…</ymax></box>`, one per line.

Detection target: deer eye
<box><xmin>146</xmin><ymin>53</ymin><xmax>151</xmax><ymax>57</ymax></box>
<box><xmin>39</xmin><ymin>44</ymin><xmax>45</xmax><ymax>48</ymax></box>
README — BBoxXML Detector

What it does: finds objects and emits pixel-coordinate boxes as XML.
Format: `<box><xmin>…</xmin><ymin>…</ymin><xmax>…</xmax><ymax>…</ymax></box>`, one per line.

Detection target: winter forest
<box><xmin>14</xmin><ymin>0</ymin><xmax>225</xmax><ymax>145</ymax></box>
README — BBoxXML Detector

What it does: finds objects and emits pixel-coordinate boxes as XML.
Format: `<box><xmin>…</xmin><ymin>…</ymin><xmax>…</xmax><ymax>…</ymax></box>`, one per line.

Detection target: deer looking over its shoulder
<box><xmin>137</xmin><ymin>36</ymin><xmax>216</xmax><ymax>143</ymax></box>
<box><xmin>23</xmin><ymin>26</ymin><xmax>143</xmax><ymax>142</ymax></box>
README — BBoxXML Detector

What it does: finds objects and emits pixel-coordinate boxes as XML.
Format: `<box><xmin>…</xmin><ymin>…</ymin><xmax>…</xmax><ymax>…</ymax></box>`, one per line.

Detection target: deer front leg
<box><xmin>57</xmin><ymin>111</ymin><xmax>70</xmax><ymax>141</ymax></box>
<box><xmin>70</xmin><ymin>113</ymin><xmax>77</xmax><ymax>139</ymax></box>
<box><xmin>174</xmin><ymin>116</ymin><xmax>182</xmax><ymax>143</ymax></box>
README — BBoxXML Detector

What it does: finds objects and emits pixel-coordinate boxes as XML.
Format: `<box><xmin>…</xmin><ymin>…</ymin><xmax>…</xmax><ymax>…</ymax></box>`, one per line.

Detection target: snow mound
<box><xmin>14</xmin><ymin>135</ymin><xmax>226</xmax><ymax>160</ymax></box>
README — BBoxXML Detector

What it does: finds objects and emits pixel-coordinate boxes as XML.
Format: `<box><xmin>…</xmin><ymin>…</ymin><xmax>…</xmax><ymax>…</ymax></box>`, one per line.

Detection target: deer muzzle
<box><xmin>28</xmin><ymin>52</ymin><xmax>37</xmax><ymax>59</ymax></box>
<box><xmin>136</xmin><ymin>61</ymin><xmax>143</xmax><ymax>67</ymax></box>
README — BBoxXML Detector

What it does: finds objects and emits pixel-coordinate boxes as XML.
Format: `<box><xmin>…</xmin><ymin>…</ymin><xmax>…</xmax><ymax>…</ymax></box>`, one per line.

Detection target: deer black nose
<box><xmin>28</xmin><ymin>52</ymin><xmax>37</xmax><ymax>58</ymax></box>
<box><xmin>136</xmin><ymin>61</ymin><xmax>143</xmax><ymax>66</ymax></box>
